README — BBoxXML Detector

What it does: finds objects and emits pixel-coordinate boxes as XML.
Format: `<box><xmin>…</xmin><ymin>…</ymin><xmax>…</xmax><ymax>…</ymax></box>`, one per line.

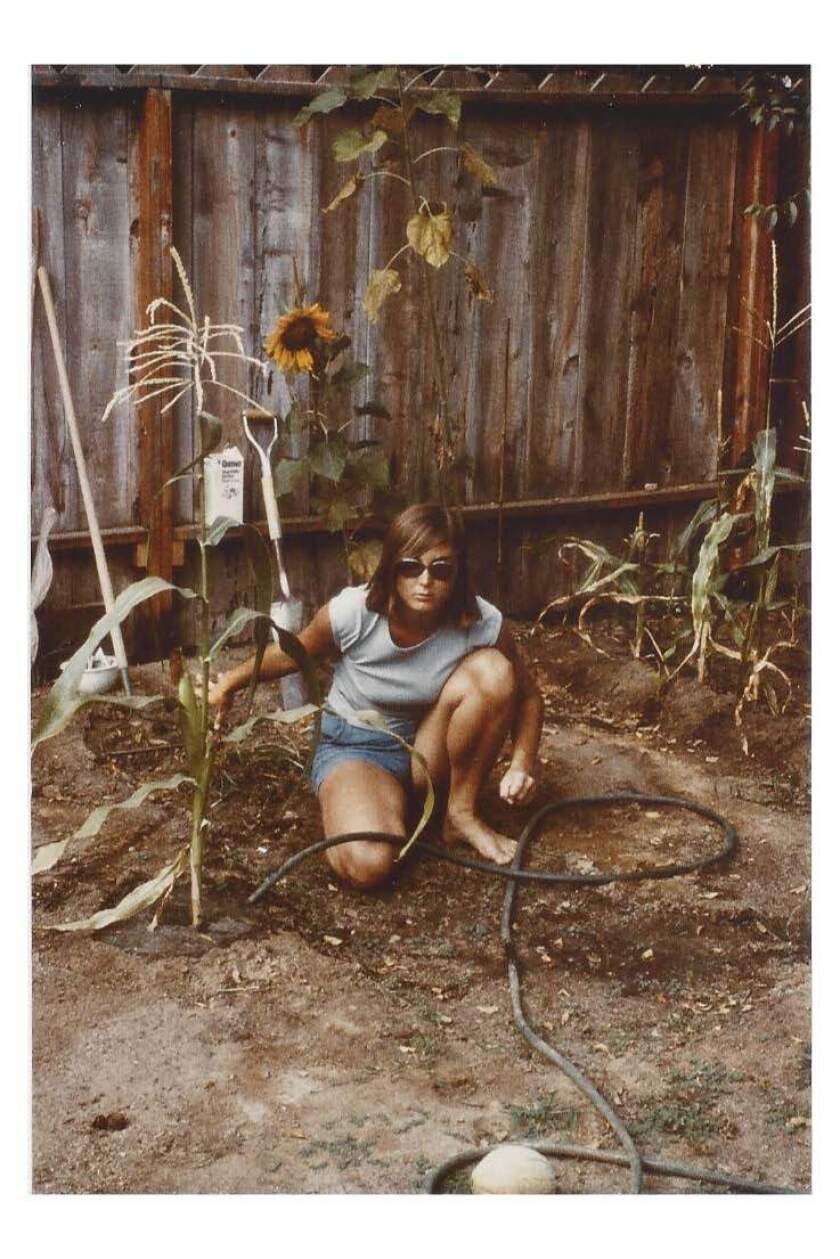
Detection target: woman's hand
<box><xmin>499</xmin><ymin>765</ymin><xmax>536</xmax><ymax>806</ymax></box>
<box><xmin>195</xmin><ymin>670</ymin><xmax>235</xmax><ymax>730</ymax></box>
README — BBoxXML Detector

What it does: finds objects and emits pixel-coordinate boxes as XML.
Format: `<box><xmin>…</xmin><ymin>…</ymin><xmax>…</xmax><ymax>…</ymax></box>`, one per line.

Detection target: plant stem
<box><xmin>397</xmin><ymin>69</ymin><xmax>460</xmax><ymax>506</ymax></box>
<box><xmin>191</xmin><ymin>428</ymin><xmax>212</xmax><ymax>927</ymax></box>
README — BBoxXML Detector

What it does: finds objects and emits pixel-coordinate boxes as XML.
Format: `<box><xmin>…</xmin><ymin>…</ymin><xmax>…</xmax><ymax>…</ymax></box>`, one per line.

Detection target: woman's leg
<box><xmin>413</xmin><ymin>648</ymin><xmax>518</xmax><ymax>864</ymax></box>
<box><xmin>317</xmin><ymin>760</ymin><xmax>408</xmax><ymax>890</ymax></box>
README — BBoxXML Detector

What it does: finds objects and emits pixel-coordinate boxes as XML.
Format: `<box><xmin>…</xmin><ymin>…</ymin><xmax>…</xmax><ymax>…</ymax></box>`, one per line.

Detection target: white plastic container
<box><xmin>60</xmin><ymin>648</ymin><xmax>121</xmax><ymax>696</ymax></box>
<box><xmin>270</xmin><ymin>598</ymin><xmax>308</xmax><ymax>711</ymax></box>
<box><xmin>203</xmin><ymin>445</ymin><xmax>244</xmax><ymax>525</ymax></box>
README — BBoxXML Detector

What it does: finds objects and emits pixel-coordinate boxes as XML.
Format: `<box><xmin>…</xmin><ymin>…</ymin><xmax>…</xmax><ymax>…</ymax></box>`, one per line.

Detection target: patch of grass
<box><xmin>667</xmin><ymin>1059</ymin><xmax>741</xmax><ymax>1094</ymax></box>
<box><xmin>302</xmin><ymin>1134</ymin><xmax>386</xmax><ymax>1171</ymax></box>
<box><xmin>633</xmin><ymin>1101</ymin><xmax>726</xmax><ymax>1143</ymax></box>
<box><xmin>507</xmin><ymin>1091</ymin><xmax>579</xmax><ymax>1138</ymax></box>
<box><xmin>765</xmin><ymin>1095</ymin><xmax>803</xmax><ymax>1130</ymax></box>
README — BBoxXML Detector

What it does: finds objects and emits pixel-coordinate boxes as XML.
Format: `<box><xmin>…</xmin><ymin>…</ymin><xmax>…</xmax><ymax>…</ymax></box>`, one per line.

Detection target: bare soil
<box><xmin>31</xmin><ymin>625</ymin><xmax>811</xmax><ymax>1194</ymax></box>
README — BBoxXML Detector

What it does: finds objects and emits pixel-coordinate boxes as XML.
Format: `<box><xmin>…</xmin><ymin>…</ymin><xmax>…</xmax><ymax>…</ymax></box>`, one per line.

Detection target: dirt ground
<box><xmin>30</xmin><ymin>622</ymin><xmax>811</xmax><ymax>1194</ymax></box>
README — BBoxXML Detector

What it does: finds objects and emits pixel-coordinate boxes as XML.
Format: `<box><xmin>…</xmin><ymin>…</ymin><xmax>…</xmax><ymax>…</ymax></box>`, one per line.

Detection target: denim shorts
<box><xmin>310</xmin><ymin>711</ymin><xmax>414</xmax><ymax>793</ymax></box>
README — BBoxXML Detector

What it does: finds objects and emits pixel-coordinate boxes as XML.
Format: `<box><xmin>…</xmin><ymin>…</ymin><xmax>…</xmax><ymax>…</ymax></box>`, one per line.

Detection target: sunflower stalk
<box><xmin>397</xmin><ymin>68</ymin><xmax>459</xmax><ymax>505</ymax></box>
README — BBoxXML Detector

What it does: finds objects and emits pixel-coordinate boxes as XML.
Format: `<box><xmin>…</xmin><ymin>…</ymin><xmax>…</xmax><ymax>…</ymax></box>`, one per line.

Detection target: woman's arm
<box><xmin>207</xmin><ymin>603</ymin><xmax>339</xmax><ymax>722</ymax></box>
<box><xmin>495</xmin><ymin>621</ymin><xmax>545</xmax><ymax>804</ymax></box>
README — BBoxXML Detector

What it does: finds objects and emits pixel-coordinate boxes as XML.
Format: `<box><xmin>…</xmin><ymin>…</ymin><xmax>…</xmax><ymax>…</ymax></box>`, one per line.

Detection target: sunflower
<box><xmin>264</xmin><ymin>303</ymin><xmax>338</xmax><ymax>374</ymax></box>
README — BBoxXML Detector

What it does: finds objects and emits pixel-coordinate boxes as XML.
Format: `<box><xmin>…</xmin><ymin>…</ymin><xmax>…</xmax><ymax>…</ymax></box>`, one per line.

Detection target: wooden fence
<box><xmin>31</xmin><ymin>66</ymin><xmax>809</xmax><ymax>669</ymax></box>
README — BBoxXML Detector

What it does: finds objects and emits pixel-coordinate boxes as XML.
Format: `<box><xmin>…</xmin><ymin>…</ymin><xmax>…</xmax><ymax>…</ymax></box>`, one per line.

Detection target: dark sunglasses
<box><xmin>395</xmin><ymin>557</ymin><xmax>456</xmax><ymax>582</ymax></box>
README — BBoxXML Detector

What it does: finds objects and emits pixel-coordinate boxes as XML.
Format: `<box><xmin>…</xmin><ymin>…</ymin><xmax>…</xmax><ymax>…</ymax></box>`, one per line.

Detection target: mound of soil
<box><xmin>31</xmin><ymin>628</ymin><xmax>810</xmax><ymax>1194</ymax></box>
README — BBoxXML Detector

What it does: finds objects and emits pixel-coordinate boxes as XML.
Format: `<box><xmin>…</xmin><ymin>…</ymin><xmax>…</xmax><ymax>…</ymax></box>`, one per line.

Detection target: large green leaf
<box><xmin>309</xmin><ymin>438</ymin><xmax>347</xmax><ymax>483</ymax></box>
<box><xmin>294</xmin><ymin>88</ymin><xmax>347</xmax><ymax>127</ymax></box>
<box><xmin>347</xmin><ymin>443</ymin><xmax>390</xmax><ymax>490</ymax></box>
<box><xmin>410</xmin><ymin>92</ymin><xmax>461</xmax><ymax>128</ymax></box>
<box><xmin>349</xmin><ymin>67</ymin><xmax>398</xmax><ymax>100</ymax></box>
<box><xmin>273</xmin><ymin>458</ymin><xmax>308</xmax><ymax>499</ymax></box>
<box><xmin>32</xmin><ymin>577</ymin><xmax>199</xmax><ymax>749</ymax></box>
<box><xmin>333</xmin><ymin>128</ymin><xmax>388</xmax><ymax>163</ymax></box>
<box><xmin>46</xmin><ymin>846</ymin><xmax>190</xmax><ymax>933</ymax></box>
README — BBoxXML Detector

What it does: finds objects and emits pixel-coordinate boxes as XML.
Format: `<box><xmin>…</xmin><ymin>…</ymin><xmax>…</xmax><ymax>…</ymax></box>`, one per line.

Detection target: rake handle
<box><xmin>37</xmin><ymin>266</ymin><xmax>132</xmax><ymax>695</ymax></box>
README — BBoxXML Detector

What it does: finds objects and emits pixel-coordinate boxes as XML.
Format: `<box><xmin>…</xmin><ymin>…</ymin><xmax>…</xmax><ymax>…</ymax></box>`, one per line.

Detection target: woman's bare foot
<box><xmin>443</xmin><ymin>808</ymin><xmax>518</xmax><ymax>864</ymax></box>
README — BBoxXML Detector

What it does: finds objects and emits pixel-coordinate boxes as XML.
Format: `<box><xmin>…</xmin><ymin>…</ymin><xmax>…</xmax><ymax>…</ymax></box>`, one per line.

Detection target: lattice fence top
<box><xmin>31</xmin><ymin>64</ymin><xmax>809</xmax><ymax>104</ymax></box>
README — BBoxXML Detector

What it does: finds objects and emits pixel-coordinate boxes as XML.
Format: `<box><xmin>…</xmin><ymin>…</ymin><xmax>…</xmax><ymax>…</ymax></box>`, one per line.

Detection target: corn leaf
<box><xmin>224</xmin><ymin>703</ymin><xmax>319</xmax><ymax>744</ymax></box>
<box><xmin>691</xmin><ymin>513</ymin><xmax>747</xmax><ymax>634</ymax></box>
<box><xmin>751</xmin><ymin>429</ymin><xmax>777</xmax><ymax>553</ymax></box>
<box><xmin>45</xmin><ymin>847</ymin><xmax>190</xmax><ymax>933</ymax></box>
<box><xmin>350</xmin><ymin>710</ymin><xmax>435</xmax><ymax>858</ymax></box>
<box><xmin>77</xmin><ymin>774</ymin><xmax>195</xmax><ymax>845</ymax></box>
<box><xmin>178</xmin><ymin>673</ymin><xmax>204</xmax><ymax>777</ymax></box>
<box><xmin>32</xmin><ymin>577</ymin><xmax>199</xmax><ymax>749</ymax></box>
<box><xmin>203</xmin><ymin>515</ymin><xmax>241</xmax><ymax>547</ymax></box>
<box><xmin>158</xmin><ymin>410</ymin><xmax>223</xmax><ymax>493</ymax></box>
<box><xmin>675</xmin><ymin>499</ymin><xmax>718</xmax><ymax>556</ymax></box>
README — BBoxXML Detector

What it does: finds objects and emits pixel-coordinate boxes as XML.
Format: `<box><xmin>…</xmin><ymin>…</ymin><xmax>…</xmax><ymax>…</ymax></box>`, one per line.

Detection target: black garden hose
<box><xmin>248</xmin><ymin>792</ymin><xmax>798</xmax><ymax>1195</ymax></box>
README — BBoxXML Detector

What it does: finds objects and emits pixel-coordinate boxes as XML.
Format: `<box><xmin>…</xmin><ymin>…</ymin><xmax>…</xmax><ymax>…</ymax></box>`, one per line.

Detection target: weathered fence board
<box><xmin>31</xmin><ymin>72</ymin><xmax>809</xmax><ymax>665</ymax></box>
<box><xmin>668</xmin><ymin>121</ymin><xmax>738</xmax><ymax>482</ymax></box>
<box><xmin>59</xmin><ymin>95</ymin><xmax>136</xmax><ymax>529</ymax></box>
<box><xmin>622</xmin><ymin>119</ymin><xmax>690</xmax><ymax>488</ymax></box>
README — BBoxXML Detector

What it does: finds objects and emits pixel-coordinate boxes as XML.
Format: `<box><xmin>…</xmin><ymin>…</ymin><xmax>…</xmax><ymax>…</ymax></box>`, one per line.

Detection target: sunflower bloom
<box><xmin>264</xmin><ymin>303</ymin><xmax>338</xmax><ymax>374</ymax></box>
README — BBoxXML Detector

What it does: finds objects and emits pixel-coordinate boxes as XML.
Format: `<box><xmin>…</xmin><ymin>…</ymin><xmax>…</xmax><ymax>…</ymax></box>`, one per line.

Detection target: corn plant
<box><xmin>534</xmin><ymin>516</ymin><xmax>687</xmax><ymax>672</ymax></box>
<box><xmin>296</xmin><ymin>65</ymin><xmax>500</xmax><ymax>504</ymax></box>
<box><xmin>536</xmin><ymin>237</ymin><xmax>810</xmax><ymax>750</ymax></box>
<box><xmin>31</xmin><ymin>248</ymin><xmax>321</xmax><ymax>929</ymax></box>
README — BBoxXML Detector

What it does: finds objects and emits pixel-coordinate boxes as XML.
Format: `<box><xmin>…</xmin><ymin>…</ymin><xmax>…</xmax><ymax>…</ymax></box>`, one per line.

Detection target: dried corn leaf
<box><xmin>46</xmin><ymin>847</ymin><xmax>191</xmax><ymax>933</ymax></box>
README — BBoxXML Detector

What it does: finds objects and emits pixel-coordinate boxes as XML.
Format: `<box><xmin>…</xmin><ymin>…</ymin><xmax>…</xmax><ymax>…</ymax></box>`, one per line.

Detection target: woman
<box><xmin>208</xmin><ymin>504</ymin><xmax>544</xmax><ymax>889</ymax></box>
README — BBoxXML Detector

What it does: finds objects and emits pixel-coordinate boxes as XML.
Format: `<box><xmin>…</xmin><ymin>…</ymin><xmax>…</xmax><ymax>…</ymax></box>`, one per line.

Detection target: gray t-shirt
<box><xmin>325</xmin><ymin>584</ymin><xmax>503</xmax><ymax>737</ymax></box>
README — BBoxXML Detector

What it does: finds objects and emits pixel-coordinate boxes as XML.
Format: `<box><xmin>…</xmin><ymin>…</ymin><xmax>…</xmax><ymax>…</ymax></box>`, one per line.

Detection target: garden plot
<box><xmin>31</xmin><ymin>631</ymin><xmax>810</xmax><ymax>1194</ymax></box>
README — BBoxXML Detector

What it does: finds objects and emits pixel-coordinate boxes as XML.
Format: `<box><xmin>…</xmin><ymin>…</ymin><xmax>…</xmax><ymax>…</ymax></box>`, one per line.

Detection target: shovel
<box><xmin>242</xmin><ymin>411</ymin><xmax>307</xmax><ymax>710</ymax></box>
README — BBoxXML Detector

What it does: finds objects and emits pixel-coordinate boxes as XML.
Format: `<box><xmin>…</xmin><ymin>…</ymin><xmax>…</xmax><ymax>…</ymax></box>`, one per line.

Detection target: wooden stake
<box><xmin>37</xmin><ymin>266</ymin><xmax>132</xmax><ymax>695</ymax></box>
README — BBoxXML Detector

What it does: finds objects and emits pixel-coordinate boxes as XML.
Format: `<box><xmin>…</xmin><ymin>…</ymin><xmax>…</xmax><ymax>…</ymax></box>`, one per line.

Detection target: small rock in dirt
<box><xmin>91</xmin><ymin>1112</ymin><xmax>130</xmax><ymax>1133</ymax></box>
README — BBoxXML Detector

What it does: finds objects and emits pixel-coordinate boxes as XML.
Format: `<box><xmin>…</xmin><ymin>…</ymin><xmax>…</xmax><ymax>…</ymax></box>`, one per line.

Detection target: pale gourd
<box><xmin>470</xmin><ymin>1145</ymin><xmax>557</xmax><ymax>1194</ymax></box>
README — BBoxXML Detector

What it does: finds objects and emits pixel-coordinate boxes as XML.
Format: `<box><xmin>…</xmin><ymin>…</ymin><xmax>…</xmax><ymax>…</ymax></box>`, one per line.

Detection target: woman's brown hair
<box><xmin>365</xmin><ymin>503</ymin><xmax>480</xmax><ymax>627</ymax></box>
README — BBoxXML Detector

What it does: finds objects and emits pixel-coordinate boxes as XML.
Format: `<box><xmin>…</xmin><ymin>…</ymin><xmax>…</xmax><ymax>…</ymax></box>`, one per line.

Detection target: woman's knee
<box><xmin>325</xmin><ymin>839</ymin><xmax>396</xmax><ymax>890</ymax></box>
<box><xmin>451</xmin><ymin>647</ymin><xmax>516</xmax><ymax>702</ymax></box>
